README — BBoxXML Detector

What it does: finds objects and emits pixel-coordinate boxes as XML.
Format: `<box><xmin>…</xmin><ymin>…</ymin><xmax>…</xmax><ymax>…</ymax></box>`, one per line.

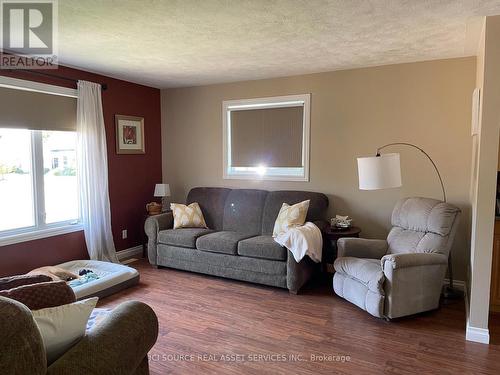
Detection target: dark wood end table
<box><xmin>322</xmin><ymin>226</ymin><xmax>361</xmax><ymax>273</ymax></box>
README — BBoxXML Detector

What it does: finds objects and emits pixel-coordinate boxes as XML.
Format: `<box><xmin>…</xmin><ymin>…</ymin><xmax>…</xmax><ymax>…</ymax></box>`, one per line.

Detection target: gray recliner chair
<box><xmin>333</xmin><ymin>197</ymin><xmax>461</xmax><ymax>319</ymax></box>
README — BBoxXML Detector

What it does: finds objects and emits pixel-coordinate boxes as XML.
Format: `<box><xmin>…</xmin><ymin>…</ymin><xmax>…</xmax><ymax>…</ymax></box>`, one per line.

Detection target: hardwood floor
<box><xmin>100</xmin><ymin>259</ymin><xmax>500</xmax><ymax>374</ymax></box>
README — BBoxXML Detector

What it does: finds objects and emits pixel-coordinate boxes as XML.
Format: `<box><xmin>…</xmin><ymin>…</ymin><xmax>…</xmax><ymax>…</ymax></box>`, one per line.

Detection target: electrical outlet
<box><xmin>122</xmin><ymin>229</ymin><xmax>127</xmax><ymax>239</ymax></box>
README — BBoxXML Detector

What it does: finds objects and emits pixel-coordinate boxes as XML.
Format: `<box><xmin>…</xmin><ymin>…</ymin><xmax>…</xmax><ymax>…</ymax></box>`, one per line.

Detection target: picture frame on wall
<box><xmin>115</xmin><ymin>115</ymin><xmax>145</xmax><ymax>154</ymax></box>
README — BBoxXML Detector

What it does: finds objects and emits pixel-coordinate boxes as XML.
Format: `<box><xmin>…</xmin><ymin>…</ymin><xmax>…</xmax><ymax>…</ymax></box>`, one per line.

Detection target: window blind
<box><xmin>230</xmin><ymin>106</ymin><xmax>303</xmax><ymax>168</ymax></box>
<box><xmin>0</xmin><ymin>86</ymin><xmax>76</xmax><ymax>131</ymax></box>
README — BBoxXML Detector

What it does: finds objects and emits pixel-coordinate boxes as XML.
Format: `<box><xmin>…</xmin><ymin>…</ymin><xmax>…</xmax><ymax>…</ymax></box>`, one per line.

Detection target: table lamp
<box><xmin>154</xmin><ymin>183</ymin><xmax>171</xmax><ymax>211</ymax></box>
<box><xmin>146</xmin><ymin>184</ymin><xmax>171</xmax><ymax>215</ymax></box>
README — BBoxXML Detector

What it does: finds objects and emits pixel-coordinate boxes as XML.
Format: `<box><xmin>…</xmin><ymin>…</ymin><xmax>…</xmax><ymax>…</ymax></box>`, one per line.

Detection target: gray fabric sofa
<box><xmin>145</xmin><ymin>187</ymin><xmax>329</xmax><ymax>293</ymax></box>
<box><xmin>333</xmin><ymin>197</ymin><xmax>460</xmax><ymax>319</ymax></box>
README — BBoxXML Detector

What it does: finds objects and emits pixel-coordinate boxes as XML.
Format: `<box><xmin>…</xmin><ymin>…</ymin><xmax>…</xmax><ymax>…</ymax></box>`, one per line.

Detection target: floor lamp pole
<box><xmin>376</xmin><ymin>142</ymin><xmax>462</xmax><ymax>299</ymax></box>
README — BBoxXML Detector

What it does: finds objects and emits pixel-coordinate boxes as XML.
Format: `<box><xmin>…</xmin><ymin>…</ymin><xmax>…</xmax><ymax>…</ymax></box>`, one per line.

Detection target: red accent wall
<box><xmin>0</xmin><ymin>65</ymin><xmax>162</xmax><ymax>277</ymax></box>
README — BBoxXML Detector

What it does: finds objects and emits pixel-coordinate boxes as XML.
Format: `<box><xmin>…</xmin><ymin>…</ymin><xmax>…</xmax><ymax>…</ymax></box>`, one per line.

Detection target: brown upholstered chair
<box><xmin>0</xmin><ymin>293</ymin><xmax>158</xmax><ymax>374</ymax></box>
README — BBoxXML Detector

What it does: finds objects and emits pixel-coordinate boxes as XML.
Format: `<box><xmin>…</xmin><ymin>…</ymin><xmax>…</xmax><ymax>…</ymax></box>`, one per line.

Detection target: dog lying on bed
<box><xmin>27</xmin><ymin>266</ymin><xmax>80</xmax><ymax>282</ymax></box>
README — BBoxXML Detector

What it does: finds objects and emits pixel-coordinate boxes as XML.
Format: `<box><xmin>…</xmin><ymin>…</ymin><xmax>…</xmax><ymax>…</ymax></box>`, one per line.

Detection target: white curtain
<box><xmin>76</xmin><ymin>80</ymin><xmax>118</xmax><ymax>262</ymax></box>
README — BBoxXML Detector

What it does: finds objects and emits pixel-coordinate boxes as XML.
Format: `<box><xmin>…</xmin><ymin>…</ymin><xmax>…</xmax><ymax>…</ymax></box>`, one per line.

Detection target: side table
<box><xmin>322</xmin><ymin>226</ymin><xmax>361</xmax><ymax>273</ymax></box>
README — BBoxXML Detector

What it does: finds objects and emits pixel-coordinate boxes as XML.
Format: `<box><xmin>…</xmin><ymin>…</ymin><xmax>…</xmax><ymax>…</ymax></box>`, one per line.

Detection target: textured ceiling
<box><xmin>58</xmin><ymin>0</ymin><xmax>500</xmax><ymax>88</ymax></box>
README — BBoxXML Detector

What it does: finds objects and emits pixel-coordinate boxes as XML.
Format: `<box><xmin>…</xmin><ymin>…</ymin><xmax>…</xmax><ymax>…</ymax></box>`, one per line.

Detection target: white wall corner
<box><xmin>464</xmin><ymin>279</ymin><xmax>490</xmax><ymax>344</ymax></box>
<box><xmin>464</xmin><ymin>16</ymin><xmax>486</xmax><ymax>56</ymax></box>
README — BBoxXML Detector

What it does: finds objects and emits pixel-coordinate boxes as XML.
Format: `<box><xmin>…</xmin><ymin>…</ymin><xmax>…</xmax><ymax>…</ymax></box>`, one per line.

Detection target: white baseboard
<box><xmin>117</xmin><ymin>245</ymin><xmax>143</xmax><ymax>261</ymax></box>
<box><xmin>463</xmin><ymin>278</ymin><xmax>490</xmax><ymax>344</ymax></box>
<box><xmin>466</xmin><ymin>324</ymin><xmax>490</xmax><ymax>344</ymax></box>
<box><xmin>443</xmin><ymin>278</ymin><xmax>466</xmax><ymax>291</ymax></box>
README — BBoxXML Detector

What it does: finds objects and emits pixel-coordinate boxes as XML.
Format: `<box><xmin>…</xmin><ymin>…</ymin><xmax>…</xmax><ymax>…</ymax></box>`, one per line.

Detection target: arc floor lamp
<box><xmin>357</xmin><ymin>142</ymin><xmax>461</xmax><ymax>299</ymax></box>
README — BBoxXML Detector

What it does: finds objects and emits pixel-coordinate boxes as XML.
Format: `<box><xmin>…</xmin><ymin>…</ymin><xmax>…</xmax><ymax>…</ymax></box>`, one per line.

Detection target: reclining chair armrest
<box><xmin>144</xmin><ymin>212</ymin><xmax>173</xmax><ymax>265</ymax></box>
<box><xmin>381</xmin><ymin>252</ymin><xmax>448</xmax><ymax>270</ymax></box>
<box><xmin>48</xmin><ymin>301</ymin><xmax>159</xmax><ymax>375</ymax></box>
<box><xmin>381</xmin><ymin>252</ymin><xmax>448</xmax><ymax>319</ymax></box>
<box><xmin>337</xmin><ymin>238</ymin><xmax>388</xmax><ymax>259</ymax></box>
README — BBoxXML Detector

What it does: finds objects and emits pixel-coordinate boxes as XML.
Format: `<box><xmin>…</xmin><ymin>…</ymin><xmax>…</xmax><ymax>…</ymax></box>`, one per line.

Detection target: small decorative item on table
<box><xmin>323</xmin><ymin>225</ymin><xmax>361</xmax><ymax>274</ymax></box>
<box><xmin>330</xmin><ymin>215</ymin><xmax>353</xmax><ymax>229</ymax></box>
<box><xmin>146</xmin><ymin>202</ymin><xmax>162</xmax><ymax>216</ymax></box>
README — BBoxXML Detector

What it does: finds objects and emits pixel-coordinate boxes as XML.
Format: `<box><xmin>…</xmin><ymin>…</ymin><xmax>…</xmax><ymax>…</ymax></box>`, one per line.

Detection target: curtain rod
<box><xmin>5</xmin><ymin>69</ymin><xmax>108</xmax><ymax>90</ymax></box>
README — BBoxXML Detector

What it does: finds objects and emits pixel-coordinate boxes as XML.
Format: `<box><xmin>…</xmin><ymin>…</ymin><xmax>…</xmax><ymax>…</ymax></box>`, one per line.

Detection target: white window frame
<box><xmin>0</xmin><ymin>77</ymin><xmax>82</xmax><ymax>247</ymax></box>
<box><xmin>222</xmin><ymin>94</ymin><xmax>311</xmax><ymax>181</ymax></box>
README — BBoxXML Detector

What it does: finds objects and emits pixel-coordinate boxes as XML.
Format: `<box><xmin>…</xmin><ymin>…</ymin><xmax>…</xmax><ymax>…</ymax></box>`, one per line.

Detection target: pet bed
<box><xmin>56</xmin><ymin>260</ymin><xmax>139</xmax><ymax>300</ymax></box>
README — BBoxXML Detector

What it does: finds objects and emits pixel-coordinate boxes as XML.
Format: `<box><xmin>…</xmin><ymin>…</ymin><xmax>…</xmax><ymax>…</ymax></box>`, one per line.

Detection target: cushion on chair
<box><xmin>196</xmin><ymin>231</ymin><xmax>255</xmax><ymax>255</ymax></box>
<box><xmin>391</xmin><ymin>197</ymin><xmax>460</xmax><ymax>236</ymax></box>
<box><xmin>334</xmin><ymin>257</ymin><xmax>385</xmax><ymax>293</ymax></box>
<box><xmin>388</xmin><ymin>197</ymin><xmax>460</xmax><ymax>255</ymax></box>
<box><xmin>333</xmin><ymin>257</ymin><xmax>385</xmax><ymax>318</ymax></box>
<box><xmin>237</xmin><ymin>236</ymin><xmax>287</xmax><ymax>261</ymax></box>
<box><xmin>158</xmin><ymin>228</ymin><xmax>214</xmax><ymax>248</ymax></box>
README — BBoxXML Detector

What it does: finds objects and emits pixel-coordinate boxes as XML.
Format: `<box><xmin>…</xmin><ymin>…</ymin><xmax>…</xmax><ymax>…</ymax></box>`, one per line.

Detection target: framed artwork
<box><xmin>115</xmin><ymin>115</ymin><xmax>145</xmax><ymax>154</ymax></box>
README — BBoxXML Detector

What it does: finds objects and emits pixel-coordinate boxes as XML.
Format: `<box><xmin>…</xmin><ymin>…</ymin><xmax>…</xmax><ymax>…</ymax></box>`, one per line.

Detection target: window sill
<box><xmin>0</xmin><ymin>224</ymin><xmax>84</xmax><ymax>247</ymax></box>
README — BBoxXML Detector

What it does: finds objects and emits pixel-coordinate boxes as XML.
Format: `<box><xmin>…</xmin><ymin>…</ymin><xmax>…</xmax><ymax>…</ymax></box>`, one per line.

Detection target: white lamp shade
<box><xmin>154</xmin><ymin>183</ymin><xmax>170</xmax><ymax>197</ymax></box>
<box><xmin>357</xmin><ymin>153</ymin><xmax>402</xmax><ymax>190</ymax></box>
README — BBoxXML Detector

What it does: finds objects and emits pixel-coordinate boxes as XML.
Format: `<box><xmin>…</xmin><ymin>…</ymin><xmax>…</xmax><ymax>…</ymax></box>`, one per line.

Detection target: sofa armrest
<box><xmin>144</xmin><ymin>212</ymin><xmax>173</xmax><ymax>265</ymax></box>
<box><xmin>47</xmin><ymin>300</ymin><xmax>158</xmax><ymax>375</ymax></box>
<box><xmin>337</xmin><ymin>238</ymin><xmax>388</xmax><ymax>259</ymax></box>
<box><xmin>381</xmin><ymin>252</ymin><xmax>448</xmax><ymax>270</ymax></box>
<box><xmin>286</xmin><ymin>251</ymin><xmax>319</xmax><ymax>294</ymax></box>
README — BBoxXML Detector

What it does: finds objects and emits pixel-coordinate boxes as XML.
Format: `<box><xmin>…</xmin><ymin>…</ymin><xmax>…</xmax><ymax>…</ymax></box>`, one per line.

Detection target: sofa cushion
<box><xmin>333</xmin><ymin>257</ymin><xmax>385</xmax><ymax>294</ymax></box>
<box><xmin>222</xmin><ymin>189</ymin><xmax>268</xmax><ymax>235</ymax></box>
<box><xmin>196</xmin><ymin>231</ymin><xmax>255</xmax><ymax>255</ymax></box>
<box><xmin>158</xmin><ymin>228</ymin><xmax>214</xmax><ymax>248</ymax></box>
<box><xmin>187</xmin><ymin>187</ymin><xmax>231</xmax><ymax>230</ymax></box>
<box><xmin>238</xmin><ymin>236</ymin><xmax>287</xmax><ymax>261</ymax></box>
<box><xmin>261</xmin><ymin>190</ymin><xmax>329</xmax><ymax>235</ymax></box>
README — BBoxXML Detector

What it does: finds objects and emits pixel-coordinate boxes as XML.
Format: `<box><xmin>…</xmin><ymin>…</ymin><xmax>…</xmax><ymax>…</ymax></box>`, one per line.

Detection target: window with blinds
<box><xmin>223</xmin><ymin>94</ymin><xmax>310</xmax><ymax>181</ymax></box>
<box><xmin>0</xmin><ymin>86</ymin><xmax>76</xmax><ymax>131</ymax></box>
<box><xmin>0</xmin><ymin>78</ymin><xmax>81</xmax><ymax>246</ymax></box>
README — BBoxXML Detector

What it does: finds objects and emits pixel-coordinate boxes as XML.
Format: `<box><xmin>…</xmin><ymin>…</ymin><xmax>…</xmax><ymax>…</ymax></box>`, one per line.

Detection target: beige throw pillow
<box><xmin>170</xmin><ymin>202</ymin><xmax>208</xmax><ymax>229</ymax></box>
<box><xmin>32</xmin><ymin>297</ymin><xmax>98</xmax><ymax>364</ymax></box>
<box><xmin>273</xmin><ymin>200</ymin><xmax>310</xmax><ymax>237</ymax></box>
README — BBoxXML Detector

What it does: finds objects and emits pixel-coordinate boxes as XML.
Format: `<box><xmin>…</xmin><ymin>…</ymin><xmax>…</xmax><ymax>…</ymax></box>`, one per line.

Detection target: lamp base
<box><xmin>161</xmin><ymin>197</ymin><xmax>171</xmax><ymax>212</ymax></box>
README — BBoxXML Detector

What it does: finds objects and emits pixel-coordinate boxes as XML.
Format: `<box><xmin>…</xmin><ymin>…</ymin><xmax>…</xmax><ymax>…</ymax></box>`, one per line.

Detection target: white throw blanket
<box><xmin>274</xmin><ymin>222</ymin><xmax>323</xmax><ymax>263</ymax></box>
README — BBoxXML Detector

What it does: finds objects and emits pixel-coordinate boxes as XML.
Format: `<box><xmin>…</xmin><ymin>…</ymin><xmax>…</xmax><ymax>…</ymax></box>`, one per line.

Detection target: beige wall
<box><xmin>468</xmin><ymin>15</ymin><xmax>500</xmax><ymax>341</ymax></box>
<box><xmin>161</xmin><ymin>57</ymin><xmax>476</xmax><ymax>281</ymax></box>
